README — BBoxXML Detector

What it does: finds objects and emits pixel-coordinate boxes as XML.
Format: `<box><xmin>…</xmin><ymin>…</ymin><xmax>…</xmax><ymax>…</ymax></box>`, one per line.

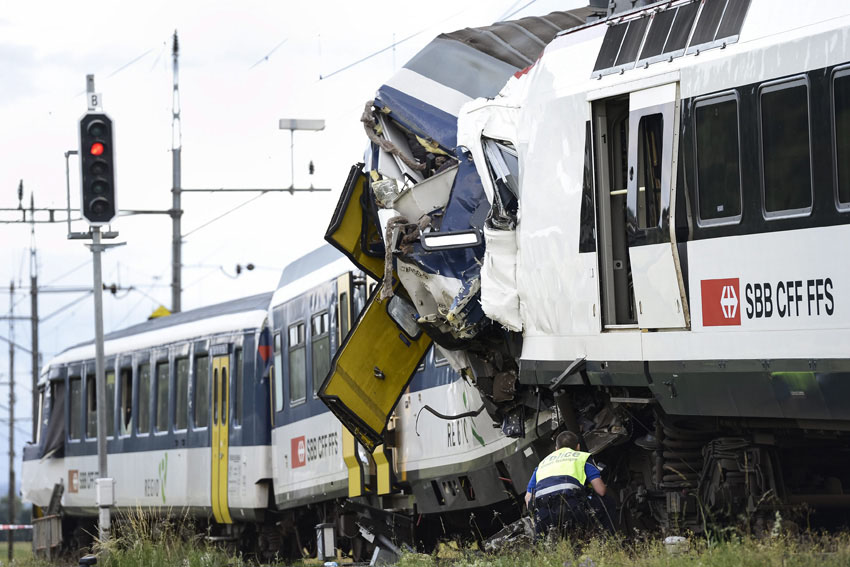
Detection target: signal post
<box><xmin>73</xmin><ymin>76</ymin><xmax>122</xmax><ymax>542</ymax></box>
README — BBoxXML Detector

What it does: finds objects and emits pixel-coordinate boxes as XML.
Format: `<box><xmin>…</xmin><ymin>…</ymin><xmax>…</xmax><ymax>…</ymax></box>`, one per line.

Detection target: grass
<box><xmin>398</xmin><ymin>533</ymin><xmax>850</xmax><ymax>567</ymax></box>
<box><xmin>7</xmin><ymin>510</ymin><xmax>850</xmax><ymax>567</ymax></box>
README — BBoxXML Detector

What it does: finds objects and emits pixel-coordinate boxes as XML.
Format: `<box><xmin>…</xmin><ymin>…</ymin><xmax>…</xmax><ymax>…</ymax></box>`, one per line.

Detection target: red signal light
<box><xmin>90</xmin><ymin>142</ymin><xmax>105</xmax><ymax>156</ymax></box>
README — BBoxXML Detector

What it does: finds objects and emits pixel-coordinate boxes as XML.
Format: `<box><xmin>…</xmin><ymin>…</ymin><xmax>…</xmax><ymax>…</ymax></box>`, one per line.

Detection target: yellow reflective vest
<box><xmin>536</xmin><ymin>448</ymin><xmax>590</xmax><ymax>486</ymax></box>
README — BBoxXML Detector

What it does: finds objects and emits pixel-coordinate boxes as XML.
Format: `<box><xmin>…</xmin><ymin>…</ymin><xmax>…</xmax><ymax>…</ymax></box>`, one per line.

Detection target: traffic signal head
<box><xmin>79</xmin><ymin>113</ymin><xmax>116</xmax><ymax>225</ymax></box>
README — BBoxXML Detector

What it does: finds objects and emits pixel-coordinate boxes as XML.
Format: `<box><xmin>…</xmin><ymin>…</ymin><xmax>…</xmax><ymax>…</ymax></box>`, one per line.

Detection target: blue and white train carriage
<box><xmin>22</xmin><ymin>244</ymin><xmax>554</xmax><ymax>558</ymax></box>
<box><xmin>23</xmin><ymin>292</ymin><xmax>274</xmax><ymax>537</ymax></box>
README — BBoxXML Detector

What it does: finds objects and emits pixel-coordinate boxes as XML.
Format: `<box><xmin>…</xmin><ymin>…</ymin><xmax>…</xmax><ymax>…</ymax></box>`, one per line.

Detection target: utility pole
<box><xmin>171</xmin><ymin>30</ymin><xmax>182</xmax><ymax>314</ymax></box>
<box><xmin>30</xmin><ymin>195</ymin><xmax>39</xmax><ymax>439</ymax></box>
<box><xmin>7</xmin><ymin>282</ymin><xmax>15</xmax><ymax>562</ymax></box>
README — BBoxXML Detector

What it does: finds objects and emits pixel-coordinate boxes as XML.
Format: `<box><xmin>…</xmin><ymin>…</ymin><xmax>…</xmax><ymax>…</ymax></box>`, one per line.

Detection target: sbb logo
<box><xmin>291</xmin><ymin>436</ymin><xmax>306</xmax><ymax>468</ymax></box>
<box><xmin>701</xmin><ymin>278</ymin><xmax>741</xmax><ymax>326</ymax></box>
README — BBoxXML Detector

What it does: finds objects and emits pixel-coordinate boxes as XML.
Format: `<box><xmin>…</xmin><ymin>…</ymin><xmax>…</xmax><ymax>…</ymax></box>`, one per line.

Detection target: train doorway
<box><xmin>211</xmin><ymin>353</ymin><xmax>233</xmax><ymax>523</ymax></box>
<box><xmin>592</xmin><ymin>82</ymin><xmax>689</xmax><ymax>330</ymax></box>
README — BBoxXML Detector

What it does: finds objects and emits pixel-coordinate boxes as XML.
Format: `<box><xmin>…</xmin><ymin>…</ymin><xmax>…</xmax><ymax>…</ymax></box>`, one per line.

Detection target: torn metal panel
<box><xmin>319</xmin><ymin>285</ymin><xmax>431</xmax><ymax>452</ymax></box>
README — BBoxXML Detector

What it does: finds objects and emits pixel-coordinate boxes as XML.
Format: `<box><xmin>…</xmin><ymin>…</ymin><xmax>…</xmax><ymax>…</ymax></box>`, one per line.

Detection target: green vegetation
<box><xmin>7</xmin><ymin>508</ymin><xmax>850</xmax><ymax>567</ymax></box>
<box><xmin>398</xmin><ymin>533</ymin><xmax>850</xmax><ymax>567</ymax></box>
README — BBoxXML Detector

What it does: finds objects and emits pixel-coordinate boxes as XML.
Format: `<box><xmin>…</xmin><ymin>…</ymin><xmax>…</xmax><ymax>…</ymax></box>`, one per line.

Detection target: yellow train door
<box><xmin>211</xmin><ymin>353</ymin><xmax>232</xmax><ymax>524</ymax></box>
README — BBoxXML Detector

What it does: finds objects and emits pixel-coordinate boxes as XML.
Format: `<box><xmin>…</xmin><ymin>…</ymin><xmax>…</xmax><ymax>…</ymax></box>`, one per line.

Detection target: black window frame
<box><xmin>136</xmin><ymin>361</ymin><xmax>151</xmax><ymax>436</ymax></box>
<box><xmin>288</xmin><ymin>322</ymin><xmax>307</xmax><ymax>406</ymax></box>
<box><xmin>273</xmin><ymin>332</ymin><xmax>284</xmax><ymax>413</ymax></box>
<box><xmin>118</xmin><ymin>364</ymin><xmax>133</xmax><ymax>438</ymax></box>
<box><xmin>193</xmin><ymin>353</ymin><xmax>210</xmax><ymax>430</ymax></box>
<box><xmin>174</xmin><ymin>357</ymin><xmax>190</xmax><ymax>432</ymax></box>
<box><xmin>693</xmin><ymin>90</ymin><xmax>743</xmax><ymax>227</ymax></box>
<box><xmin>831</xmin><ymin>64</ymin><xmax>850</xmax><ymax>212</ymax></box>
<box><xmin>311</xmin><ymin>311</ymin><xmax>331</xmax><ymax>398</ymax></box>
<box><xmin>758</xmin><ymin>75</ymin><xmax>813</xmax><ymax>220</ymax></box>
<box><xmin>154</xmin><ymin>358</ymin><xmax>170</xmax><ymax>434</ymax></box>
<box><xmin>233</xmin><ymin>347</ymin><xmax>243</xmax><ymax>427</ymax></box>
<box><xmin>69</xmin><ymin>374</ymin><xmax>83</xmax><ymax>442</ymax></box>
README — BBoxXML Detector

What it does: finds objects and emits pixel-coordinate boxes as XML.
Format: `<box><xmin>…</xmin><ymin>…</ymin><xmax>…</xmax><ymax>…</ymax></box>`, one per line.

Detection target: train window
<box><xmin>234</xmin><ymin>348</ymin><xmax>243</xmax><ymax>426</ymax></box>
<box><xmin>637</xmin><ymin>113</ymin><xmax>664</xmax><ymax>229</ymax></box>
<box><xmin>36</xmin><ymin>386</ymin><xmax>44</xmax><ymax>445</ymax></box>
<box><xmin>86</xmin><ymin>373</ymin><xmax>96</xmax><ymax>439</ymax></box>
<box><xmin>833</xmin><ymin>69</ymin><xmax>850</xmax><ymax>208</ymax></box>
<box><xmin>174</xmin><ymin>358</ymin><xmax>189</xmax><ymax>431</ymax></box>
<box><xmin>70</xmin><ymin>376</ymin><xmax>82</xmax><ymax>441</ymax></box>
<box><xmin>138</xmin><ymin>363</ymin><xmax>151</xmax><ymax>434</ymax></box>
<box><xmin>106</xmin><ymin>370</ymin><xmax>115</xmax><ymax>438</ymax></box>
<box><xmin>695</xmin><ymin>93</ymin><xmax>741</xmax><ymax>224</ymax></box>
<box><xmin>387</xmin><ymin>295</ymin><xmax>422</xmax><ymax>339</ymax></box>
<box><xmin>759</xmin><ymin>78</ymin><xmax>812</xmax><ymax>217</ymax></box>
<box><xmin>119</xmin><ymin>368</ymin><xmax>132</xmax><ymax>437</ymax></box>
<box><xmin>194</xmin><ymin>355</ymin><xmax>209</xmax><ymax>428</ymax></box>
<box><xmin>289</xmin><ymin>323</ymin><xmax>307</xmax><ymax>404</ymax></box>
<box><xmin>339</xmin><ymin>292</ymin><xmax>350</xmax><ymax>338</ymax></box>
<box><xmin>155</xmin><ymin>361</ymin><xmax>169</xmax><ymax>433</ymax></box>
<box><xmin>312</xmin><ymin>312</ymin><xmax>330</xmax><ymax>396</ymax></box>
<box><xmin>273</xmin><ymin>333</ymin><xmax>284</xmax><ymax>412</ymax></box>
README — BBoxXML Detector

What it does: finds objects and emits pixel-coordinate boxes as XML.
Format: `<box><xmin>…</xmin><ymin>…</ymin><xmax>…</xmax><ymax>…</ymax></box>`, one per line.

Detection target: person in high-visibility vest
<box><xmin>524</xmin><ymin>430</ymin><xmax>609</xmax><ymax>537</ymax></box>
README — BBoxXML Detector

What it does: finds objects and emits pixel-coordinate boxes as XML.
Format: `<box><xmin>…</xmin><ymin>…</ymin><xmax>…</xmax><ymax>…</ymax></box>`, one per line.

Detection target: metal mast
<box><xmin>7</xmin><ymin>282</ymin><xmax>14</xmax><ymax>561</ymax></box>
<box><xmin>171</xmin><ymin>30</ymin><xmax>183</xmax><ymax>313</ymax></box>
<box><xmin>30</xmin><ymin>194</ymin><xmax>38</xmax><ymax>439</ymax></box>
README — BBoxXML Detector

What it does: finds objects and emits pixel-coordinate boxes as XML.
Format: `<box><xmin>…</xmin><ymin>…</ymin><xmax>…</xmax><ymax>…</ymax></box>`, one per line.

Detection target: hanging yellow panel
<box><xmin>319</xmin><ymin>287</ymin><xmax>431</xmax><ymax>452</ymax></box>
<box><xmin>325</xmin><ymin>164</ymin><xmax>385</xmax><ymax>281</ymax></box>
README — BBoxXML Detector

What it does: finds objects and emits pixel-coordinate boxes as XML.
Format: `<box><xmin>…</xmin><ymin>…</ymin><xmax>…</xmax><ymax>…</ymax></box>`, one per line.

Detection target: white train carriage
<box><xmin>458</xmin><ymin>0</ymin><xmax>850</xmax><ymax>418</ymax></box>
<box><xmin>23</xmin><ymin>293</ymin><xmax>274</xmax><ymax>536</ymax></box>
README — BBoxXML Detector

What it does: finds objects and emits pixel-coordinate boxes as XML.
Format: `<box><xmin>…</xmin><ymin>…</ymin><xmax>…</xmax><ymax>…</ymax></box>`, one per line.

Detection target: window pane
<box><xmin>234</xmin><ymin>349</ymin><xmax>243</xmax><ymax>426</ymax></box>
<box><xmin>273</xmin><ymin>333</ymin><xmax>284</xmax><ymax>412</ymax></box>
<box><xmin>106</xmin><ymin>371</ymin><xmax>115</xmax><ymax>438</ymax></box>
<box><xmin>312</xmin><ymin>335</ymin><xmax>330</xmax><ymax>396</ymax></box>
<box><xmin>835</xmin><ymin>73</ymin><xmax>850</xmax><ymax>205</ymax></box>
<box><xmin>339</xmin><ymin>292</ymin><xmax>350</xmax><ymax>338</ymax></box>
<box><xmin>175</xmin><ymin>358</ymin><xmax>189</xmax><ymax>430</ymax></box>
<box><xmin>213</xmin><ymin>367</ymin><xmax>219</xmax><ymax>425</ymax></box>
<box><xmin>289</xmin><ymin>346</ymin><xmax>307</xmax><ymax>402</ymax></box>
<box><xmin>70</xmin><ymin>377</ymin><xmax>82</xmax><ymax>440</ymax></box>
<box><xmin>637</xmin><ymin>114</ymin><xmax>664</xmax><ymax>229</ymax></box>
<box><xmin>696</xmin><ymin>97</ymin><xmax>741</xmax><ymax>221</ymax></box>
<box><xmin>138</xmin><ymin>364</ymin><xmax>150</xmax><ymax>434</ymax></box>
<box><xmin>86</xmin><ymin>373</ymin><xmax>96</xmax><ymax>438</ymax></box>
<box><xmin>221</xmin><ymin>367</ymin><xmax>229</xmax><ymax>424</ymax></box>
<box><xmin>195</xmin><ymin>355</ymin><xmax>209</xmax><ymax>428</ymax></box>
<box><xmin>761</xmin><ymin>83</ymin><xmax>811</xmax><ymax>213</ymax></box>
<box><xmin>120</xmin><ymin>369</ymin><xmax>132</xmax><ymax>436</ymax></box>
<box><xmin>156</xmin><ymin>361</ymin><xmax>169</xmax><ymax>432</ymax></box>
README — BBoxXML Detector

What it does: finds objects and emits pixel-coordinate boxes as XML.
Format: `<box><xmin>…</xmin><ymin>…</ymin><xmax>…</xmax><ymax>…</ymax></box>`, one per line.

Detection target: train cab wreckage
<box><xmin>323</xmin><ymin>0</ymin><xmax>850</xmax><ymax>533</ymax></box>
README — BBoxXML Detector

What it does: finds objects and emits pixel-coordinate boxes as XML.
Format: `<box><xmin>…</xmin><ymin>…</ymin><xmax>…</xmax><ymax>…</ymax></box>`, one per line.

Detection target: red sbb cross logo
<box><xmin>701</xmin><ymin>278</ymin><xmax>742</xmax><ymax>326</ymax></box>
<box><xmin>291</xmin><ymin>436</ymin><xmax>306</xmax><ymax>468</ymax></box>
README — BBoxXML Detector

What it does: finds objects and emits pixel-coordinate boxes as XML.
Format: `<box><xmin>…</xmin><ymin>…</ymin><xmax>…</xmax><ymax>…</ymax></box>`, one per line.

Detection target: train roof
<box><xmin>47</xmin><ymin>292</ymin><xmax>273</xmax><ymax>371</ymax></box>
<box><xmin>272</xmin><ymin>244</ymin><xmax>352</xmax><ymax>308</ymax></box>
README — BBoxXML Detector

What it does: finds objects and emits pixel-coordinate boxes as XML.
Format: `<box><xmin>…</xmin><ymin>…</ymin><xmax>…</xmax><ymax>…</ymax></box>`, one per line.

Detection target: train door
<box><xmin>211</xmin><ymin>353</ymin><xmax>232</xmax><ymax>523</ymax></box>
<box><xmin>626</xmin><ymin>83</ymin><xmax>689</xmax><ymax>329</ymax></box>
<box><xmin>592</xmin><ymin>83</ymin><xmax>689</xmax><ymax>329</ymax></box>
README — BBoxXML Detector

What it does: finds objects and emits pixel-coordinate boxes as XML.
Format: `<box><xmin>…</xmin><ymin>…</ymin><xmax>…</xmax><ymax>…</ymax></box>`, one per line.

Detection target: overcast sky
<box><xmin>0</xmin><ymin>0</ymin><xmax>583</xmax><ymax>491</ymax></box>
